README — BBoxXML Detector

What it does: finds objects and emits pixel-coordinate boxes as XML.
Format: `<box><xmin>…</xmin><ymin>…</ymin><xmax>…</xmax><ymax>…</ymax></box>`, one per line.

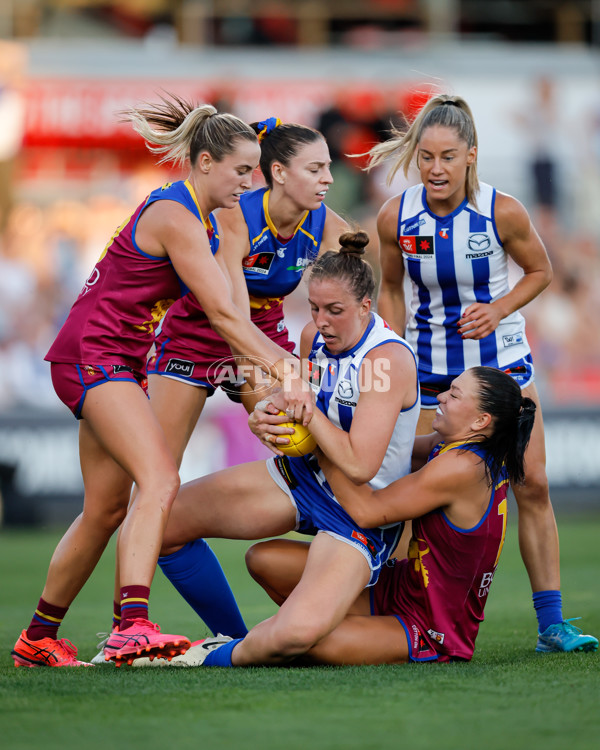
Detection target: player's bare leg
<box><xmin>232</xmin><ymin>533</ymin><xmax>371</xmax><ymax>666</ymax></box>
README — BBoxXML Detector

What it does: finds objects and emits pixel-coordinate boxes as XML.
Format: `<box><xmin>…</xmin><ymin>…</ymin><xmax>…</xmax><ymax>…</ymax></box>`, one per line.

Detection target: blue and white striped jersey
<box><xmin>307</xmin><ymin>313</ymin><xmax>420</xmax><ymax>492</ymax></box>
<box><xmin>397</xmin><ymin>182</ymin><xmax>530</xmax><ymax>376</ymax></box>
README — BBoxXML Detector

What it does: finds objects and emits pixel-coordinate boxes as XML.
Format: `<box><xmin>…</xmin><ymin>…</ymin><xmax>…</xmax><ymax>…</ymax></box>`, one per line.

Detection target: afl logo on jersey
<box><xmin>399</xmin><ymin>236</ymin><xmax>434</xmax><ymax>256</ymax></box>
<box><xmin>308</xmin><ymin>361</ymin><xmax>324</xmax><ymax>389</ymax></box>
<box><xmin>243</xmin><ymin>252</ymin><xmax>275</xmax><ymax>275</ymax></box>
<box><xmin>467</xmin><ymin>233</ymin><xmax>491</xmax><ymax>252</ymax></box>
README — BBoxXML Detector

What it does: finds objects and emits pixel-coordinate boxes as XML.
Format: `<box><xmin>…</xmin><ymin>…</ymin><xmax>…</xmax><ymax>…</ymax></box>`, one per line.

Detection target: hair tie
<box><xmin>257</xmin><ymin>117</ymin><xmax>282</xmax><ymax>142</ymax></box>
<box><xmin>441</xmin><ymin>100</ymin><xmax>459</xmax><ymax>107</ymax></box>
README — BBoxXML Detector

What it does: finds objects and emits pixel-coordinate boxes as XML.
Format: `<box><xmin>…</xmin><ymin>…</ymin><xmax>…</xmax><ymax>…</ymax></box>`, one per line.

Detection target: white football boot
<box><xmin>130</xmin><ymin>634</ymin><xmax>233</xmax><ymax>667</ymax></box>
<box><xmin>90</xmin><ymin>630</ymin><xmax>116</xmax><ymax>666</ymax></box>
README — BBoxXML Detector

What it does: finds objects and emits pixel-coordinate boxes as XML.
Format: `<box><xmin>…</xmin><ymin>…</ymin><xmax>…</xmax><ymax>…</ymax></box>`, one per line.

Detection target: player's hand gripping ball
<box><xmin>276</xmin><ymin>411</ymin><xmax>317</xmax><ymax>457</ymax></box>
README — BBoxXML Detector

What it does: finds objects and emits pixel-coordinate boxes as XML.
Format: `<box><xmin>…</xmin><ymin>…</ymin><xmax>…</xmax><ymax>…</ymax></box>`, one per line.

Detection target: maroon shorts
<box><xmin>149</xmin><ymin>304</ymin><xmax>296</xmax><ymax>393</ymax></box>
<box><xmin>50</xmin><ymin>362</ymin><xmax>148</xmax><ymax>419</ymax></box>
<box><xmin>370</xmin><ymin>560</ymin><xmax>446</xmax><ymax>663</ymax></box>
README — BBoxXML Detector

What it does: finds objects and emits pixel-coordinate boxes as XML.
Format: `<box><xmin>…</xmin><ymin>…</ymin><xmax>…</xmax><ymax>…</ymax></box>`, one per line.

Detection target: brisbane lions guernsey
<box><xmin>240</xmin><ymin>186</ymin><xmax>326</xmax><ymax>308</ymax></box>
<box><xmin>380</xmin><ymin>441</ymin><xmax>509</xmax><ymax>660</ymax></box>
<box><xmin>157</xmin><ymin>186</ymin><xmax>327</xmax><ymax>360</ymax></box>
<box><xmin>46</xmin><ymin>180</ymin><xmax>217</xmax><ymax>373</ymax></box>
<box><xmin>397</xmin><ymin>182</ymin><xmax>531</xmax><ymax>376</ymax></box>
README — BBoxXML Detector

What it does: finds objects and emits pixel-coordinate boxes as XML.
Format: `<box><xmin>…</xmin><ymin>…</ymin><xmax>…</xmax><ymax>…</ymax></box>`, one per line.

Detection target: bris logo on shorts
<box><xmin>165</xmin><ymin>358</ymin><xmax>195</xmax><ymax>377</ymax></box>
<box><xmin>427</xmin><ymin>628</ymin><xmax>445</xmax><ymax>645</ymax></box>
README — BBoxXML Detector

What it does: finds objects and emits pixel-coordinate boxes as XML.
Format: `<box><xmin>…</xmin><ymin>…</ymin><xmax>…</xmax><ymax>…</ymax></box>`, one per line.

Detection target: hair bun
<box><xmin>520</xmin><ymin>397</ymin><xmax>537</xmax><ymax>416</ymax></box>
<box><xmin>338</xmin><ymin>230</ymin><xmax>369</xmax><ymax>256</ymax></box>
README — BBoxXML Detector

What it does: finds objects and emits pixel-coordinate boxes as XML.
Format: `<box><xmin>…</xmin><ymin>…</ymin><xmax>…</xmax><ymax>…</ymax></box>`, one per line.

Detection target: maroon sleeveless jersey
<box><xmin>373</xmin><ymin>442</ymin><xmax>509</xmax><ymax>660</ymax></box>
<box><xmin>45</xmin><ymin>181</ymin><xmax>202</xmax><ymax>372</ymax></box>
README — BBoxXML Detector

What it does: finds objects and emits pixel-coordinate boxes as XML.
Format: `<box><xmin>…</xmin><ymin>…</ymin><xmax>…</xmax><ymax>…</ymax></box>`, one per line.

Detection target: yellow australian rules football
<box><xmin>276</xmin><ymin>411</ymin><xmax>317</xmax><ymax>457</ymax></box>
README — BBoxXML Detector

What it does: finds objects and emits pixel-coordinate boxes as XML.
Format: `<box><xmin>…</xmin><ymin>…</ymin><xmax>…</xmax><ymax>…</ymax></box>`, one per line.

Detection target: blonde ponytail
<box><xmin>365</xmin><ymin>94</ymin><xmax>480</xmax><ymax>205</ymax></box>
<box><xmin>121</xmin><ymin>93</ymin><xmax>256</xmax><ymax>169</ymax></box>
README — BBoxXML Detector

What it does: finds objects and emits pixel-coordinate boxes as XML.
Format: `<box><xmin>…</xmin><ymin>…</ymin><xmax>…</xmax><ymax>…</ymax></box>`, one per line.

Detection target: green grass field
<box><xmin>1</xmin><ymin>515</ymin><xmax>599</xmax><ymax>750</ymax></box>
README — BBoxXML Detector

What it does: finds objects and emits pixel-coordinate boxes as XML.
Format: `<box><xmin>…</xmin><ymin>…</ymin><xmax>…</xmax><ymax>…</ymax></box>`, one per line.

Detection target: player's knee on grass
<box><xmin>269</xmin><ymin>611</ymin><xmax>334</xmax><ymax>658</ymax></box>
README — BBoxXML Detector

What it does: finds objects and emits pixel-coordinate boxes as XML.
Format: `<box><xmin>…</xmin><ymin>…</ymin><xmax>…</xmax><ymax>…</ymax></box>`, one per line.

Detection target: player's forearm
<box><xmin>493</xmin><ymin>268</ymin><xmax>553</xmax><ymax>319</ymax></box>
<box><xmin>210</xmin><ymin>306</ymin><xmax>300</xmax><ymax>386</ymax></box>
<box><xmin>310</xmin><ymin>411</ymin><xmax>381</xmax><ymax>484</ymax></box>
<box><xmin>318</xmin><ymin>458</ymin><xmax>380</xmax><ymax>526</ymax></box>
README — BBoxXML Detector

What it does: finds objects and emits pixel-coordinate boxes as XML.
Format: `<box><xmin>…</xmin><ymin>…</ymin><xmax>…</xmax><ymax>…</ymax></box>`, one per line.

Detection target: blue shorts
<box><xmin>419</xmin><ymin>354</ymin><xmax>535</xmax><ymax>408</ymax></box>
<box><xmin>267</xmin><ymin>454</ymin><xmax>403</xmax><ymax>586</ymax></box>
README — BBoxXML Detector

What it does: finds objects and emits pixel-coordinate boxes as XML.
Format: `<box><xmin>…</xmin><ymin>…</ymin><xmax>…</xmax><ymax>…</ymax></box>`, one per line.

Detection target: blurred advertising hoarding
<box><xmin>0</xmin><ymin>406</ymin><xmax>598</xmax><ymax>526</ymax></box>
<box><xmin>22</xmin><ymin>76</ymin><xmax>433</xmax><ymax>148</ymax></box>
<box><xmin>24</xmin><ymin>79</ymin><xmax>216</xmax><ymax>148</ymax></box>
<box><xmin>18</xmin><ymin>70</ymin><xmax>600</xmax><ymax>209</ymax></box>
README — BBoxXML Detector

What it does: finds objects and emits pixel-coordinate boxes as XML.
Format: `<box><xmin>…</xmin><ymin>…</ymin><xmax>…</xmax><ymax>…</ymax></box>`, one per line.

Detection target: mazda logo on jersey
<box><xmin>337</xmin><ymin>379</ymin><xmax>354</xmax><ymax>399</ymax></box>
<box><xmin>398</xmin><ymin>236</ymin><xmax>434</xmax><ymax>255</ymax></box>
<box><xmin>468</xmin><ymin>233</ymin><xmax>491</xmax><ymax>251</ymax></box>
<box><xmin>242</xmin><ymin>252</ymin><xmax>275</xmax><ymax>275</ymax></box>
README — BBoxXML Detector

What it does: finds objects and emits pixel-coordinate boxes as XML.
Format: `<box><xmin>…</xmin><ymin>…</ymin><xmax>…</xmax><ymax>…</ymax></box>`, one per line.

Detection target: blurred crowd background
<box><xmin>2</xmin><ymin>1</ymin><xmax>600</xmax><ymax>414</ymax></box>
<box><xmin>2</xmin><ymin>2</ymin><xmax>600</xmax><ymax>515</ymax></box>
<box><xmin>0</xmin><ymin>0</ymin><xmax>600</xmax><ymax>523</ymax></box>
